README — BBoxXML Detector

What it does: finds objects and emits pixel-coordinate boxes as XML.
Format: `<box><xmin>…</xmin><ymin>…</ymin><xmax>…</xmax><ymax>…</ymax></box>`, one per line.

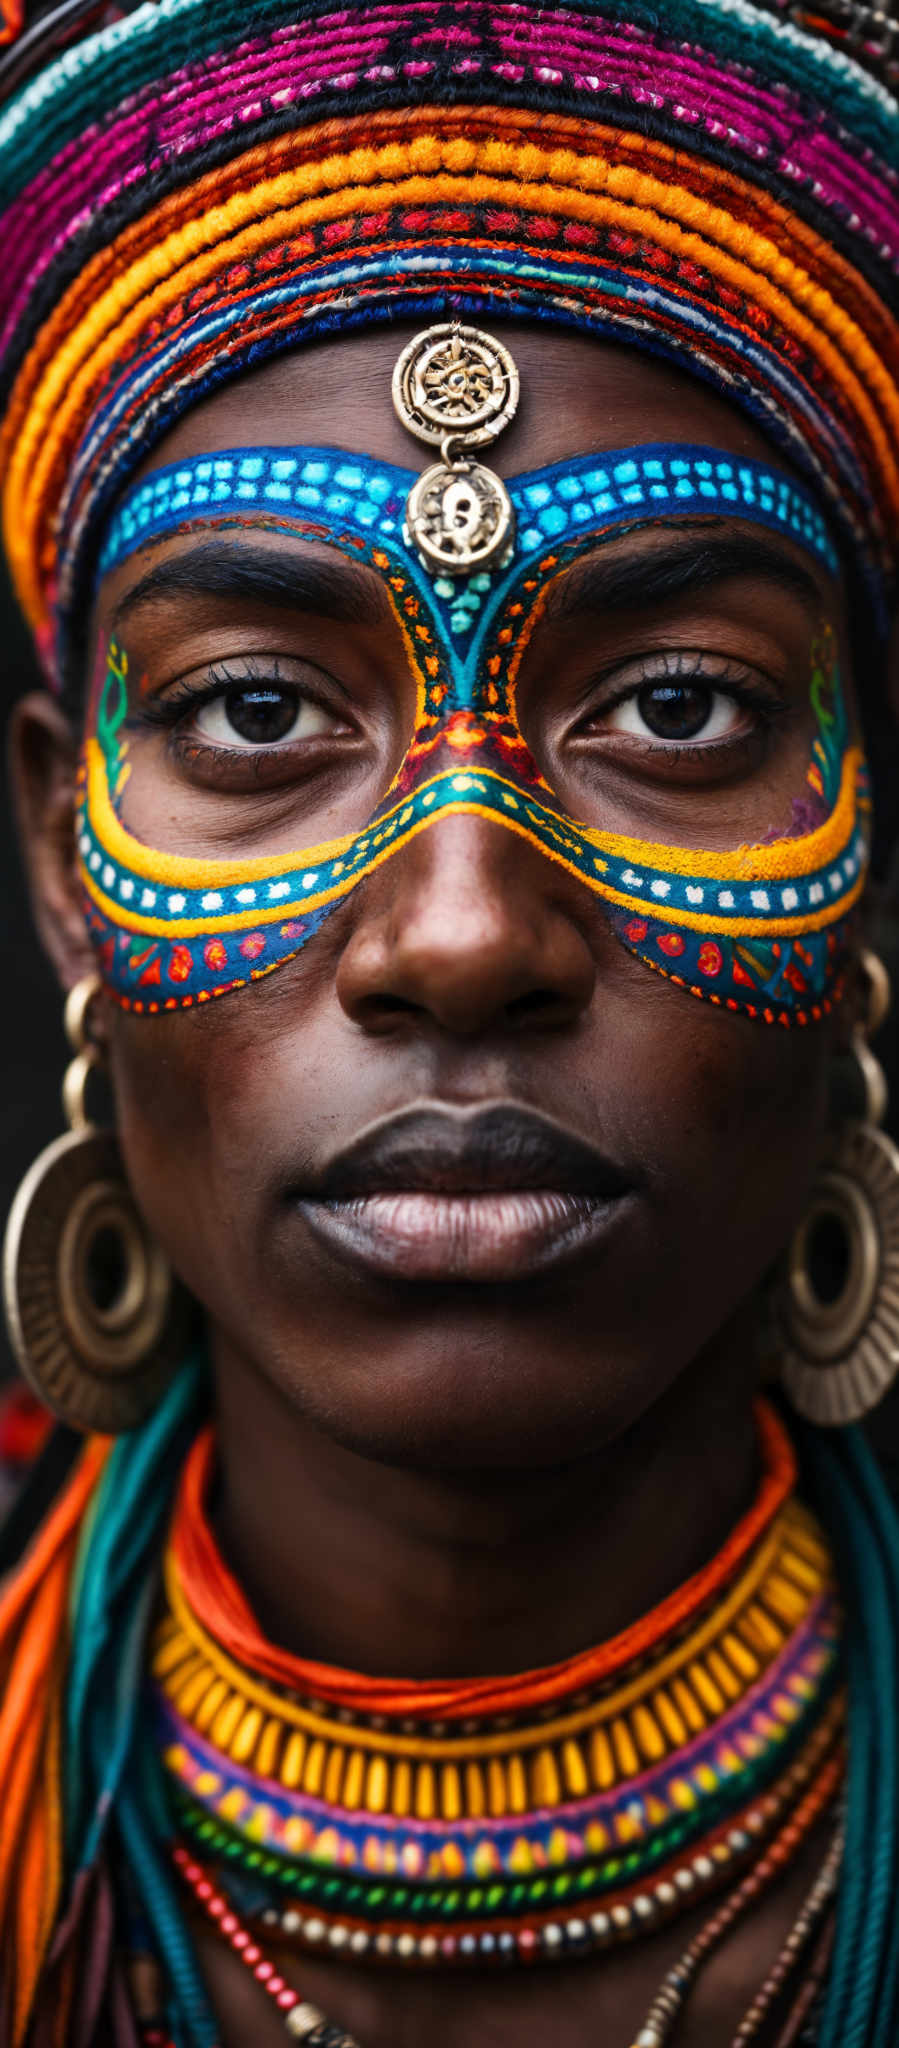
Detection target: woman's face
<box><xmin>23</xmin><ymin>327</ymin><xmax>863</xmax><ymax>1468</ymax></box>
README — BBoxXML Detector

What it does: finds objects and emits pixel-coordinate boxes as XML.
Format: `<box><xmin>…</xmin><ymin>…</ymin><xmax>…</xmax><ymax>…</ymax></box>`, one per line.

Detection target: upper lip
<box><xmin>299</xmin><ymin>1104</ymin><xmax>632</xmax><ymax>1202</ymax></box>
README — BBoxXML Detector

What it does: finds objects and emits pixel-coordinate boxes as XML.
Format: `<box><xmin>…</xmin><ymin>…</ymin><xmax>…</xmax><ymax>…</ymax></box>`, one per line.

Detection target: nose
<box><xmin>336</xmin><ymin>812</ymin><xmax>596</xmax><ymax>1037</ymax></box>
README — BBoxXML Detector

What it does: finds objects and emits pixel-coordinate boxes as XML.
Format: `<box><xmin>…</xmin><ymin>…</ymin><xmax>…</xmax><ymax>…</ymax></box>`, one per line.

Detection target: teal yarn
<box><xmin>64</xmin><ymin>1356</ymin><xmax>205</xmax><ymax>1869</ymax></box>
<box><xmin>61</xmin><ymin>1352</ymin><xmax>218</xmax><ymax>2046</ymax></box>
<box><xmin>117</xmin><ymin>1740</ymin><xmax>219</xmax><ymax>2048</ymax></box>
<box><xmin>797</xmin><ymin>1418</ymin><xmax>899</xmax><ymax>2048</ymax></box>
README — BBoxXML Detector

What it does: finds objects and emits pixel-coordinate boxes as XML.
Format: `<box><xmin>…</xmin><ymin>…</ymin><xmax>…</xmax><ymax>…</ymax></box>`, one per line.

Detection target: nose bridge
<box><xmin>397</xmin><ymin>801</ymin><xmax>531</xmax><ymax>938</ymax></box>
<box><xmin>336</xmin><ymin>795</ymin><xmax>597</xmax><ymax>1034</ymax></box>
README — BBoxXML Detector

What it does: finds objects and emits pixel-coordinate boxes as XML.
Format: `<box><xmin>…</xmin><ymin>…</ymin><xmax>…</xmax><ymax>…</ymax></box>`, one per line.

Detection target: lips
<box><xmin>291</xmin><ymin>1104</ymin><xmax>634</xmax><ymax>1283</ymax></box>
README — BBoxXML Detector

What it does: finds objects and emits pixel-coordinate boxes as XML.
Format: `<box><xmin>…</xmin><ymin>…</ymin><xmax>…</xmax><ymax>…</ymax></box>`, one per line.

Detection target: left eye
<box><xmin>605</xmin><ymin>682</ymin><xmax>744</xmax><ymax>744</ymax></box>
<box><xmin>194</xmin><ymin>685</ymin><xmax>337</xmax><ymax>749</ymax></box>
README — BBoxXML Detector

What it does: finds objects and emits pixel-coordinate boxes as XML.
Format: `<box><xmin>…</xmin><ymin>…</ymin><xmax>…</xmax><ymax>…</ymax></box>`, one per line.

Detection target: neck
<box><xmin>209</xmin><ymin>1327</ymin><xmax>760</xmax><ymax>1679</ymax></box>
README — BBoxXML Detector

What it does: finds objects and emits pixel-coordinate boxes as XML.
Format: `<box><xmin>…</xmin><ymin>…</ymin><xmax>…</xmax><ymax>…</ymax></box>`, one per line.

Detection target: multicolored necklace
<box><xmin>153</xmin><ymin>1402</ymin><xmax>845</xmax><ymax>1989</ymax></box>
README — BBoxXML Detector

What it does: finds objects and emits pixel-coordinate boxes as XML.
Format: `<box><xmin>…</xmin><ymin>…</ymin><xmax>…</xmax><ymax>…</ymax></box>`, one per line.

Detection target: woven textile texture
<box><xmin>0</xmin><ymin>0</ymin><xmax>896</xmax><ymax>690</ymax></box>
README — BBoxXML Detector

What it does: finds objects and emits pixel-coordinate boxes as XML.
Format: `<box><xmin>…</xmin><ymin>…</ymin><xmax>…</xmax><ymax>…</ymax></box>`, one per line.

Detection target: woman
<box><xmin>0</xmin><ymin>1</ymin><xmax>898</xmax><ymax>2043</ymax></box>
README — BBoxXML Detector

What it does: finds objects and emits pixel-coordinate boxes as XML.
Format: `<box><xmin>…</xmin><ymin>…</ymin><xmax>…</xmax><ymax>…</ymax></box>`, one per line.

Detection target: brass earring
<box><xmin>2</xmin><ymin>975</ymin><xmax>188</xmax><ymax>1433</ymax></box>
<box><xmin>775</xmin><ymin>949</ymin><xmax>899</xmax><ymax>1425</ymax></box>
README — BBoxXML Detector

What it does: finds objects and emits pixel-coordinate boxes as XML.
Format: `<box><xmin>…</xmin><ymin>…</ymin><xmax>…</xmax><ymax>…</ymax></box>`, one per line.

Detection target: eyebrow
<box><xmin>108</xmin><ymin>540</ymin><xmax>391</xmax><ymax>630</ymax></box>
<box><xmin>541</xmin><ymin>531</ymin><xmax>826</xmax><ymax>624</ymax></box>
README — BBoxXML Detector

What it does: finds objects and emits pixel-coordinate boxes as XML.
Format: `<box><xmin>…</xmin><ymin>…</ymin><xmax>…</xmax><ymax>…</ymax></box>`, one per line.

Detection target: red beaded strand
<box><xmin>173</xmin><ymin>1845</ymin><xmax>360</xmax><ymax>2044</ymax></box>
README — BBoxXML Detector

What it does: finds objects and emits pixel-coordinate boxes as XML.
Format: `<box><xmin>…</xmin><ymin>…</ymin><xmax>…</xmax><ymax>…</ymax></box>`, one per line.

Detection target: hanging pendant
<box><xmin>392</xmin><ymin>323</ymin><xmax>519</xmax><ymax>575</ymax></box>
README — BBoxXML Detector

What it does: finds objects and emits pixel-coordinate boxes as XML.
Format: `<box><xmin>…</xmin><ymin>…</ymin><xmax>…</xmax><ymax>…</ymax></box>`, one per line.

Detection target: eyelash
<box><xmin>579</xmin><ymin>651</ymin><xmax>788</xmax><ymax>750</ymax></box>
<box><xmin>132</xmin><ymin>656</ymin><xmax>313</xmax><ymax>731</ymax></box>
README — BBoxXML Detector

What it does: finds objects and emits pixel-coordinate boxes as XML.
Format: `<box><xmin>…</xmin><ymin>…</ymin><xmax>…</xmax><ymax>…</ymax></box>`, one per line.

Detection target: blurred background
<box><xmin>4</xmin><ymin>552</ymin><xmax>899</xmax><ymax>1491</ymax></box>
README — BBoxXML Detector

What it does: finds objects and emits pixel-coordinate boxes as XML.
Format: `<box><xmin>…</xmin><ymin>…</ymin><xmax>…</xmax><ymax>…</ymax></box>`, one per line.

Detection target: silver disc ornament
<box><xmin>392</xmin><ymin>324</ymin><xmax>519</xmax><ymax>575</ymax></box>
<box><xmin>403</xmin><ymin>459</ymin><xmax>514</xmax><ymax>574</ymax></box>
<box><xmin>392</xmin><ymin>324</ymin><xmax>520</xmax><ymax>448</ymax></box>
<box><xmin>3</xmin><ymin>1127</ymin><xmax>187</xmax><ymax>1433</ymax></box>
<box><xmin>777</xmin><ymin>1121</ymin><xmax>899</xmax><ymax>1425</ymax></box>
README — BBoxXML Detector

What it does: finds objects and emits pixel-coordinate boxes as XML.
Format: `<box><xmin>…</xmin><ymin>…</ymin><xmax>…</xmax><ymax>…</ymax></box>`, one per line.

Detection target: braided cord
<box><xmin>799</xmin><ymin>1420</ymin><xmax>899</xmax><ymax>2048</ymax></box>
<box><xmin>64</xmin><ymin>1361</ymin><xmax>204</xmax><ymax>1869</ymax></box>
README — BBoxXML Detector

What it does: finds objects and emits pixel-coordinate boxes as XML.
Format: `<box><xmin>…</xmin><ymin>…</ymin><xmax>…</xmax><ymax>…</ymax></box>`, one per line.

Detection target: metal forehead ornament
<box><xmin>392</xmin><ymin>324</ymin><xmax>520</xmax><ymax>574</ymax></box>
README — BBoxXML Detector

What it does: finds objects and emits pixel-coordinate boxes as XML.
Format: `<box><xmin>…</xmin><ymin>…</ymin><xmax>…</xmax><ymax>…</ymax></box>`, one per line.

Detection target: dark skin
<box><xmin>10</xmin><ymin>327</ymin><xmax>875</xmax><ymax>2044</ymax></box>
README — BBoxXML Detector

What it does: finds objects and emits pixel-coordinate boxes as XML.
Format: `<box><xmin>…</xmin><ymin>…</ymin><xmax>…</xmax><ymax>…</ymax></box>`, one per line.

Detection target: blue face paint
<box><xmin>82</xmin><ymin>441</ymin><xmax>867</xmax><ymax>1022</ymax></box>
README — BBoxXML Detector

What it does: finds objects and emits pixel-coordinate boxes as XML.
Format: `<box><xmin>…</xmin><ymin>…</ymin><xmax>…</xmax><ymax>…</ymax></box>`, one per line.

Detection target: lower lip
<box><xmin>297</xmin><ymin>1189</ymin><xmax>626</xmax><ymax>1282</ymax></box>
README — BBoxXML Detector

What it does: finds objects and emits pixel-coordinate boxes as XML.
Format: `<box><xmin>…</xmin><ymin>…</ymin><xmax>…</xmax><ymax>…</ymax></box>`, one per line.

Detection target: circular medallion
<box><xmin>404</xmin><ymin>461</ymin><xmax>515</xmax><ymax>574</ymax></box>
<box><xmin>392</xmin><ymin>325</ymin><xmax>520</xmax><ymax>450</ymax></box>
<box><xmin>3</xmin><ymin>1127</ymin><xmax>188</xmax><ymax>1432</ymax></box>
<box><xmin>777</xmin><ymin>1122</ymin><xmax>899</xmax><ymax>1425</ymax></box>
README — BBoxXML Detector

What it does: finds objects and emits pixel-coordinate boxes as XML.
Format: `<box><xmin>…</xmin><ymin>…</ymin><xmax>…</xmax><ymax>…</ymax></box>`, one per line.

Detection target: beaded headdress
<box><xmin>0</xmin><ymin>0</ymin><xmax>897</xmax><ymax>690</ymax></box>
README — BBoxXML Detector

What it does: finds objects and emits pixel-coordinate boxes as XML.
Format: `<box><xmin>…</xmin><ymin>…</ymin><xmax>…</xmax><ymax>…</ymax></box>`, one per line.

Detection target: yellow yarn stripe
<box><xmin>154</xmin><ymin>1499</ymin><xmax>830</xmax><ymax>1778</ymax></box>
<box><xmin>5</xmin><ymin>137</ymin><xmax>898</xmax><ymax>624</ymax></box>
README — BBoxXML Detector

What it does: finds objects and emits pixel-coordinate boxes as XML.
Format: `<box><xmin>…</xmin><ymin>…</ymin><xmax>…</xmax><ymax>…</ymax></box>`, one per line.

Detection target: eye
<box><xmin>604</xmin><ymin>681</ymin><xmax>746</xmax><ymax>744</ymax></box>
<box><xmin>194</xmin><ymin>684</ymin><xmax>338</xmax><ymax>749</ymax></box>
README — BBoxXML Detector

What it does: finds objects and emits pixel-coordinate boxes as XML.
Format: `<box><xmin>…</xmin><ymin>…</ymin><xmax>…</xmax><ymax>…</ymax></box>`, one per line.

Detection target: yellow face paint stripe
<box><xmin>82</xmin><ymin>792</ymin><xmax>866</xmax><ymax>942</ymax></box>
<box><xmin>84</xmin><ymin>741</ymin><xmax>865</xmax><ymax>893</ymax></box>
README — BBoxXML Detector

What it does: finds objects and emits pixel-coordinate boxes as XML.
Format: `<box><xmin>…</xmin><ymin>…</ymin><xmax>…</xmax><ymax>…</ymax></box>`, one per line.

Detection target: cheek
<box><xmin>612</xmin><ymin>982</ymin><xmax>829</xmax><ymax>1287</ymax></box>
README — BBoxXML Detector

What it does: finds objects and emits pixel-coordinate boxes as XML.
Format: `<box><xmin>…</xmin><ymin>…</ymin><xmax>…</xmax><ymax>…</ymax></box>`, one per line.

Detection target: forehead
<box><xmin>137</xmin><ymin>325</ymin><xmax>790</xmax><ymax>485</ymax></box>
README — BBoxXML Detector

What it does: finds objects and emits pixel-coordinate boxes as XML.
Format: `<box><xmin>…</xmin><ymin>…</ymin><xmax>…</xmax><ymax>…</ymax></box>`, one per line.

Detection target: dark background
<box><xmin>4</xmin><ymin>556</ymin><xmax>899</xmax><ymax>1486</ymax></box>
<box><xmin>1</xmin><ymin>556</ymin><xmax>67</xmax><ymax>1367</ymax></box>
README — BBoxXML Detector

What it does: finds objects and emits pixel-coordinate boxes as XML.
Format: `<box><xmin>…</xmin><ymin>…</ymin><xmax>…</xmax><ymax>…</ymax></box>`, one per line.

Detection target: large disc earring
<box><xmin>776</xmin><ymin>950</ymin><xmax>899</xmax><ymax>1425</ymax></box>
<box><xmin>2</xmin><ymin>976</ymin><xmax>188</xmax><ymax>1433</ymax></box>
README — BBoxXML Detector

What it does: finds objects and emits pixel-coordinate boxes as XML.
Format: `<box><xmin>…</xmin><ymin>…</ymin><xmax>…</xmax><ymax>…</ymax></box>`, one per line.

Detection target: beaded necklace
<box><xmin>152</xmin><ymin>1401</ymin><xmax>845</xmax><ymax>2028</ymax></box>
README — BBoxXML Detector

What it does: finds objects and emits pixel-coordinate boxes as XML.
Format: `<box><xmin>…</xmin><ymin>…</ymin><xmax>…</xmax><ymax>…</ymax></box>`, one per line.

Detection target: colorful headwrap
<box><xmin>0</xmin><ymin>0</ymin><xmax>897</xmax><ymax>690</ymax></box>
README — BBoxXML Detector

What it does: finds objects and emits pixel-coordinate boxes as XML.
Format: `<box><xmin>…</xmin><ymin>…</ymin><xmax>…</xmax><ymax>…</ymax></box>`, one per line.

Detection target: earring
<box><xmin>2</xmin><ymin>975</ymin><xmax>188</xmax><ymax>1434</ymax></box>
<box><xmin>776</xmin><ymin>949</ymin><xmax>899</xmax><ymax>1426</ymax></box>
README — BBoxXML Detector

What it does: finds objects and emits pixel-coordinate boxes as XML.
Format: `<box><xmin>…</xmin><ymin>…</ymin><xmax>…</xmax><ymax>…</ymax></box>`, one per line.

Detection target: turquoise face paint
<box><xmin>81</xmin><ymin>442</ymin><xmax>868</xmax><ymax>1020</ymax></box>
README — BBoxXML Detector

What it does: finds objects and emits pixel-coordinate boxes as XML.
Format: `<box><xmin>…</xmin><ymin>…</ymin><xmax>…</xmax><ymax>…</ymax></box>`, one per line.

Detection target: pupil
<box><xmin>225</xmin><ymin>687</ymin><xmax>297</xmax><ymax>743</ymax></box>
<box><xmin>638</xmin><ymin>682</ymin><xmax>711</xmax><ymax>739</ymax></box>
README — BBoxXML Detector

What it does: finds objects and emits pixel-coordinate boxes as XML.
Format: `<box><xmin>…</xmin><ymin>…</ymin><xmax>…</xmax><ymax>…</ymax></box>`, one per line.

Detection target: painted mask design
<box><xmin>81</xmin><ymin>439</ymin><xmax>868</xmax><ymax>1023</ymax></box>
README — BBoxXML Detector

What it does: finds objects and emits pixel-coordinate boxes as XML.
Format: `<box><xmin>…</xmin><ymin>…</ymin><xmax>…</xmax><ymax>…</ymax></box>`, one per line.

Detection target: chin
<box><xmin>259</xmin><ymin>1307</ymin><xmax>662</xmax><ymax>1473</ymax></box>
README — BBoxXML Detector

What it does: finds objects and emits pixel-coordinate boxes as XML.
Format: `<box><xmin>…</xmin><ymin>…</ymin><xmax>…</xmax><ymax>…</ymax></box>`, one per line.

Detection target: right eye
<box><xmin>193</xmin><ymin>684</ymin><xmax>340</xmax><ymax>749</ymax></box>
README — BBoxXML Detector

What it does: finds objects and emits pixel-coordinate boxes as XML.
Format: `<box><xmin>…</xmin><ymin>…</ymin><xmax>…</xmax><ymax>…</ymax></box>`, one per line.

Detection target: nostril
<box><xmin>357</xmin><ymin>992</ymin><xmax>424</xmax><ymax>1028</ymax></box>
<box><xmin>506</xmin><ymin>987</ymin><xmax>571</xmax><ymax>1025</ymax></box>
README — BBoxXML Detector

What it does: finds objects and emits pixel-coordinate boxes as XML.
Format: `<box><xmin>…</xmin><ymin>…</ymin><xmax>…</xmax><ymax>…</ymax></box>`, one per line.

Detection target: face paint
<box><xmin>81</xmin><ymin>441</ymin><xmax>868</xmax><ymax>1023</ymax></box>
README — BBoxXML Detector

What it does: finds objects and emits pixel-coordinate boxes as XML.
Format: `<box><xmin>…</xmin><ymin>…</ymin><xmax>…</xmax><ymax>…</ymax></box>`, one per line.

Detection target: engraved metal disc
<box><xmin>404</xmin><ymin>460</ymin><xmax>515</xmax><ymax>574</ymax></box>
<box><xmin>777</xmin><ymin>1122</ymin><xmax>899</xmax><ymax>1425</ymax></box>
<box><xmin>3</xmin><ymin>1128</ymin><xmax>187</xmax><ymax>1433</ymax></box>
<box><xmin>392</xmin><ymin>324</ymin><xmax>520</xmax><ymax>450</ymax></box>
